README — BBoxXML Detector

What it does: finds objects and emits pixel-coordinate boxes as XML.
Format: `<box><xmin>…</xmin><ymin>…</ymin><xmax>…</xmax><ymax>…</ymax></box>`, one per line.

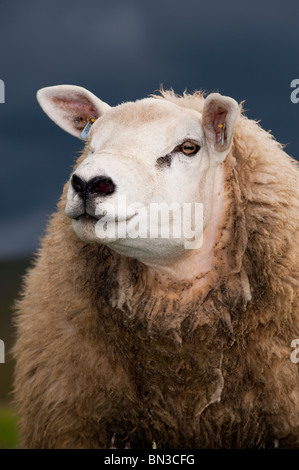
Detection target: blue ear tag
<box><xmin>218</xmin><ymin>122</ymin><xmax>226</xmax><ymax>147</ymax></box>
<box><xmin>81</xmin><ymin>117</ymin><xmax>96</xmax><ymax>139</ymax></box>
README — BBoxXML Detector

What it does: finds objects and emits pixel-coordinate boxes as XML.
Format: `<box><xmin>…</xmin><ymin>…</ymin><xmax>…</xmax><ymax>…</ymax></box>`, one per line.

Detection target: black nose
<box><xmin>71</xmin><ymin>174</ymin><xmax>116</xmax><ymax>199</ymax></box>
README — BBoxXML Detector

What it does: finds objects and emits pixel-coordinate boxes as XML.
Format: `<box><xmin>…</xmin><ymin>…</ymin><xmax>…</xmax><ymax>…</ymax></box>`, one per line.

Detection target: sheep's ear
<box><xmin>202</xmin><ymin>93</ymin><xmax>239</xmax><ymax>162</ymax></box>
<box><xmin>37</xmin><ymin>85</ymin><xmax>111</xmax><ymax>139</ymax></box>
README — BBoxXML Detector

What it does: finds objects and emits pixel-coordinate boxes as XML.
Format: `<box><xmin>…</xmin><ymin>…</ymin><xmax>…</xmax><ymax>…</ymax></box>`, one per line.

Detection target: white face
<box><xmin>37</xmin><ymin>86</ymin><xmax>239</xmax><ymax>268</ymax></box>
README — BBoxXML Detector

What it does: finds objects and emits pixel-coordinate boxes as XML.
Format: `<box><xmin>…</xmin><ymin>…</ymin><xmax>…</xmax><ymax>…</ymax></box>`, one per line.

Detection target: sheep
<box><xmin>13</xmin><ymin>85</ymin><xmax>299</xmax><ymax>449</ymax></box>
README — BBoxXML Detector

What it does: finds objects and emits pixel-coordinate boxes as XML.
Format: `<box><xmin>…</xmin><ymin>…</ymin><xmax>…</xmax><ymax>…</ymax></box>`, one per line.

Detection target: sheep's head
<box><xmin>37</xmin><ymin>85</ymin><xmax>239</xmax><ymax>280</ymax></box>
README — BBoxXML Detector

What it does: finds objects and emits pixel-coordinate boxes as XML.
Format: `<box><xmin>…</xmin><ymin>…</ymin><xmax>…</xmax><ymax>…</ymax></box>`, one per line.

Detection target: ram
<box><xmin>14</xmin><ymin>85</ymin><xmax>299</xmax><ymax>448</ymax></box>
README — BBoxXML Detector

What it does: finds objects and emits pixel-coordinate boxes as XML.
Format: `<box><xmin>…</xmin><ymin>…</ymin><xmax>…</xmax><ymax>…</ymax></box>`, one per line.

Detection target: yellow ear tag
<box><xmin>81</xmin><ymin>117</ymin><xmax>96</xmax><ymax>139</ymax></box>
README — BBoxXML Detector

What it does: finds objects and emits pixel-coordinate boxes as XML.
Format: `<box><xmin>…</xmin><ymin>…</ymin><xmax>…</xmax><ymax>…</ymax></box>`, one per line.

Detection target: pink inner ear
<box><xmin>52</xmin><ymin>97</ymin><xmax>98</xmax><ymax>130</ymax></box>
<box><xmin>209</xmin><ymin>103</ymin><xmax>228</xmax><ymax>143</ymax></box>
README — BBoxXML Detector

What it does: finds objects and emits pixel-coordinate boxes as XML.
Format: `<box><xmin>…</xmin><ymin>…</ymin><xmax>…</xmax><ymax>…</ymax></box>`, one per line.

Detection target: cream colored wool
<box><xmin>13</xmin><ymin>89</ymin><xmax>299</xmax><ymax>448</ymax></box>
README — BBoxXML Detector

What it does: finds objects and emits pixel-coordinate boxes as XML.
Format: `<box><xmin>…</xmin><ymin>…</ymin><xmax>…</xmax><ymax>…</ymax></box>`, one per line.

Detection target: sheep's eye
<box><xmin>180</xmin><ymin>142</ymin><xmax>200</xmax><ymax>155</ymax></box>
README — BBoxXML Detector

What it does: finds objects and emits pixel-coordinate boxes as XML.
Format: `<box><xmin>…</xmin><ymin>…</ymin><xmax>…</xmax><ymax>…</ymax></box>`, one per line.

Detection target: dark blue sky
<box><xmin>0</xmin><ymin>0</ymin><xmax>299</xmax><ymax>259</ymax></box>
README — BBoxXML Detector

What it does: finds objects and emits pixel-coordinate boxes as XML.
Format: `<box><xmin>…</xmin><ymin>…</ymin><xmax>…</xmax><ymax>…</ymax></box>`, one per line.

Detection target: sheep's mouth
<box><xmin>75</xmin><ymin>213</ymin><xmax>98</xmax><ymax>222</ymax></box>
<box><xmin>75</xmin><ymin>213</ymin><xmax>137</xmax><ymax>223</ymax></box>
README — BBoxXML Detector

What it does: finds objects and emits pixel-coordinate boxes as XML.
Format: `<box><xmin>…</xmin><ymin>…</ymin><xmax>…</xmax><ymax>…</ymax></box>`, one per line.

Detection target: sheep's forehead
<box><xmin>90</xmin><ymin>98</ymin><xmax>203</xmax><ymax>151</ymax></box>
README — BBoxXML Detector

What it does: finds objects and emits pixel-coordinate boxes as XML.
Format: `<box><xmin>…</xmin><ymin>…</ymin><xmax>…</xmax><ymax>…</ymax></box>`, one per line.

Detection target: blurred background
<box><xmin>0</xmin><ymin>0</ymin><xmax>299</xmax><ymax>448</ymax></box>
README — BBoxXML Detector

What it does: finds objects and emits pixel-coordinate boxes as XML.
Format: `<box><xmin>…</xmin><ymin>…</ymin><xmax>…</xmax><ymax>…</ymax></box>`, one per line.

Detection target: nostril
<box><xmin>88</xmin><ymin>176</ymin><xmax>116</xmax><ymax>196</ymax></box>
<box><xmin>71</xmin><ymin>174</ymin><xmax>115</xmax><ymax>198</ymax></box>
<box><xmin>71</xmin><ymin>174</ymin><xmax>86</xmax><ymax>194</ymax></box>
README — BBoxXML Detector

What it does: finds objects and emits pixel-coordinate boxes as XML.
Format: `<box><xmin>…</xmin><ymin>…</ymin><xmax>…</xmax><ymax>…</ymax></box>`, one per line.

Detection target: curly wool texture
<box><xmin>13</xmin><ymin>90</ymin><xmax>299</xmax><ymax>448</ymax></box>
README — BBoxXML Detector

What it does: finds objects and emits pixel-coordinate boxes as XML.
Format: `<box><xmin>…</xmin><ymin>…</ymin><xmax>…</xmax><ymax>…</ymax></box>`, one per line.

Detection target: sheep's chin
<box><xmin>72</xmin><ymin>217</ymin><xmax>100</xmax><ymax>244</ymax></box>
<box><xmin>71</xmin><ymin>213</ymin><xmax>217</xmax><ymax>284</ymax></box>
<box><xmin>71</xmin><ymin>216</ymin><xmax>202</xmax><ymax>264</ymax></box>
